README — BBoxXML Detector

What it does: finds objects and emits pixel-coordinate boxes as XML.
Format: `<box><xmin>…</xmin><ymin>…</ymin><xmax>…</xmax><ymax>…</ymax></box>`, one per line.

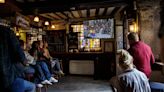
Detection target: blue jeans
<box><xmin>24</xmin><ymin>66</ymin><xmax>35</xmax><ymax>74</ymax></box>
<box><xmin>11</xmin><ymin>78</ymin><xmax>36</xmax><ymax>92</ymax></box>
<box><xmin>150</xmin><ymin>82</ymin><xmax>164</xmax><ymax>92</ymax></box>
<box><xmin>52</xmin><ymin>59</ymin><xmax>62</xmax><ymax>71</ymax></box>
<box><xmin>34</xmin><ymin>61</ymin><xmax>51</xmax><ymax>83</ymax></box>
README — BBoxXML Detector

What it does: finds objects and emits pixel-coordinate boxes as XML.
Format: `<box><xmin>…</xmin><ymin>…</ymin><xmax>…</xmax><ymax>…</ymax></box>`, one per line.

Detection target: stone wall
<box><xmin>138</xmin><ymin>0</ymin><xmax>161</xmax><ymax>58</ymax></box>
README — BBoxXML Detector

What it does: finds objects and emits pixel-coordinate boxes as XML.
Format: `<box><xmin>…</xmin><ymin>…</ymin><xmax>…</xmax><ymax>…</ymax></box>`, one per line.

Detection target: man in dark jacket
<box><xmin>0</xmin><ymin>25</ymin><xmax>35</xmax><ymax>92</ymax></box>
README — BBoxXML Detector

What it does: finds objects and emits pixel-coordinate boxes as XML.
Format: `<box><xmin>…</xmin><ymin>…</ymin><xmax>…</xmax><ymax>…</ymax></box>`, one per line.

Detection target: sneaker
<box><xmin>49</xmin><ymin>77</ymin><xmax>58</xmax><ymax>83</ymax></box>
<box><xmin>36</xmin><ymin>84</ymin><xmax>43</xmax><ymax>88</ymax></box>
<box><xmin>58</xmin><ymin>71</ymin><xmax>64</xmax><ymax>76</ymax></box>
<box><xmin>41</xmin><ymin>80</ymin><xmax>52</xmax><ymax>85</ymax></box>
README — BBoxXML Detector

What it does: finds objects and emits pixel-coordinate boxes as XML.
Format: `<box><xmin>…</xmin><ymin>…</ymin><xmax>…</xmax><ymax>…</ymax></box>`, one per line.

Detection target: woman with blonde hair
<box><xmin>43</xmin><ymin>41</ymin><xmax>64</xmax><ymax>76</ymax></box>
<box><xmin>110</xmin><ymin>49</ymin><xmax>151</xmax><ymax>92</ymax></box>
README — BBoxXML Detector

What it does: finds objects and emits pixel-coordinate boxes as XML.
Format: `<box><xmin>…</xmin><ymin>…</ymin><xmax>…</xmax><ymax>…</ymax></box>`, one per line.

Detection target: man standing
<box><xmin>127</xmin><ymin>32</ymin><xmax>155</xmax><ymax>78</ymax></box>
<box><xmin>0</xmin><ymin>25</ymin><xmax>35</xmax><ymax>92</ymax></box>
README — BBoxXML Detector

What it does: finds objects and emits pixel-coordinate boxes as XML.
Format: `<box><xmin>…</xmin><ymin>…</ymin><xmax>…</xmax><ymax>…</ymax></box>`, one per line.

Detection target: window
<box><xmin>71</xmin><ymin>25</ymin><xmax>101</xmax><ymax>51</ymax></box>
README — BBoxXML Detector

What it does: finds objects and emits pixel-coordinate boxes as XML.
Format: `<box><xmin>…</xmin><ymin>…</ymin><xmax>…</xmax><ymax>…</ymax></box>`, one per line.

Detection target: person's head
<box><xmin>117</xmin><ymin>49</ymin><xmax>134</xmax><ymax>71</ymax></box>
<box><xmin>128</xmin><ymin>32</ymin><xmax>139</xmax><ymax>45</ymax></box>
<box><xmin>43</xmin><ymin>41</ymin><xmax>48</xmax><ymax>48</ymax></box>
<box><xmin>19</xmin><ymin>40</ymin><xmax>26</xmax><ymax>50</ymax></box>
<box><xmin>38</xmin><ymin>40</ymin><xmax>43</xmax><ymax>48</ymax></box>
<box><xmin>31</xmin><ymin>41</ymin><xmax>39</xmax><ymax>49</ymax></box>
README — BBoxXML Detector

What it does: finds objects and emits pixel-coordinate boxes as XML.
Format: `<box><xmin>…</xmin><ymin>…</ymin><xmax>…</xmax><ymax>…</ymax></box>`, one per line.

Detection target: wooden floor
<box><xmin>47</xmin><ymin>75</ymin><xmax>113</xmax><ymax>92</ymax></box>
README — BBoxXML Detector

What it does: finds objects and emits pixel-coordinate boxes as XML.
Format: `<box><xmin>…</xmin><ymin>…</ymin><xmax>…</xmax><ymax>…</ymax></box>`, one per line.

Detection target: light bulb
<box><xmin>51</xmin><ymin>25</ymin><xmax>55</xmax><ymax>29</ymax></box>
<box><xmin>0</xmin><ymin>0</ymin><xmax>5</xmax><ymax>3</ymax></box>
<box><xmin>34</xmin><ymin>16</ymin><xmax>39</xmax><ymax>22</ymax></box>
<box><xmin>129</xmin><ymin>25</ymin><xmax>134</xmax><ymax>32</ymax></box>
<box><xmin>44</xmin><ymin>21</ymin><xmax>49</xmax><ymax>25</ymax></box>
<box><xmin>16</xmin><ymin>32</ymin><xmax>20</xmax><ymax>36</ymax></box>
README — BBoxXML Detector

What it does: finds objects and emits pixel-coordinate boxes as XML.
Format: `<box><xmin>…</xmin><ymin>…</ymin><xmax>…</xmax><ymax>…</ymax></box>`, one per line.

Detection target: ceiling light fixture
<box><xmin>51</xmin><ymin>25</ymin><xmax>55</xmax><ymax>29</ymax></box>
<box><xmin>0</xmin><ymin>0</ymin><xmax>5</xmax><ymax>3</ymax></box>
<box><xmin>34</xmin><ymin>16</ymin><xmax>39</xmax><ymax>22</ymax></box>
<box><xmin>44</xmin><ymin>21</ymin><xmax>49</xmax><ymax>26</ymax></box>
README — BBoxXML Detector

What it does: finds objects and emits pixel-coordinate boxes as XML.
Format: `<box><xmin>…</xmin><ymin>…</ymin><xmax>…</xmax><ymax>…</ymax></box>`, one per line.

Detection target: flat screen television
<box><xmin>83</xmin><ymin>18</ymin><xmax>114</xmax><ymax>39</ymax></box>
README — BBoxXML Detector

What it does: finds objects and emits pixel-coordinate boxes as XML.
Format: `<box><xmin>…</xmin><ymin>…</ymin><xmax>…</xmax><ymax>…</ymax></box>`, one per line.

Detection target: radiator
<box><xmin>69</xmin><ymin>60</ymin><xmax>94</xmax><ymax>75</ymax></box>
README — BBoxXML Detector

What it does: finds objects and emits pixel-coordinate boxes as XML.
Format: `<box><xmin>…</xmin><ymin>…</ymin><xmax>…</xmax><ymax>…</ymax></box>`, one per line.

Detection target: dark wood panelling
<box><xmin>14</xmin><ymin>0</ymin><xmax>128</xmax><ymax>15</ymax></box>
<box><xmin>87</xmin><ymin>9</ymin><xmax>90</xmax><ymax>17</ymax></box>
<box><xmin>102</xmin><ymin>8</ymin><xmax>108</xmax><ymax>16</ymax></box>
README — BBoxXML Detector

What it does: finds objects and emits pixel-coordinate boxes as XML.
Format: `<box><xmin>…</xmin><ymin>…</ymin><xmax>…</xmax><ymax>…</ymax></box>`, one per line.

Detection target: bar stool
<box><xmin>36</xmin><ymin>85</ymin><xmax>48</xmax><ymax>92</ymax></box>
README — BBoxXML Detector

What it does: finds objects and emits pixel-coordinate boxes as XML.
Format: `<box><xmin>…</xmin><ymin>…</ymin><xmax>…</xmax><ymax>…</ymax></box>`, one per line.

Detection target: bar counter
<box><xmin>51</xmin><ymin>52</ymin><xmax>116</xmax><ymax>80</ymax></box>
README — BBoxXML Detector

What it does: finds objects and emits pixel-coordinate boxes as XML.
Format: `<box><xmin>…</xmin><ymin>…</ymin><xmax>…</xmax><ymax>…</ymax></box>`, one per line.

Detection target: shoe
<box><xmin>58</xmin><ymin>71</ymin><xmax>64</xmax><ymax>76</ymax></box>
<box><xmin>41</xmin><ymin>80</ymin><xmax>52</xmax><ymax>85</ymax></box>
<box><xmin>36</xmin><ymin>84</ymin><xmax>43</xmax><ymax>88</ymax></box>
<box><xmin>49</xmin><ymin>77</ymin><xmax>58</xmax><ymax>83</ymax></box>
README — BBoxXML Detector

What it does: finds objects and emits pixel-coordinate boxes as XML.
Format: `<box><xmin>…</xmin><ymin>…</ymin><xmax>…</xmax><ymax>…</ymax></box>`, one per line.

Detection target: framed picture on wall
<box><xmin>104</xmin><ymin>41</ymin><xmax>114</xmax><ymax>52</ymax></box>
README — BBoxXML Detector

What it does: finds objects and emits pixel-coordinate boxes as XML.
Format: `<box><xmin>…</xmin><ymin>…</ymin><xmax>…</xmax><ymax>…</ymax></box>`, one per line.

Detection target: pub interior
<box><xmin>0</xmin><ymin>0</ymin><xmax>164</xmax><ymax>92</ymax></box>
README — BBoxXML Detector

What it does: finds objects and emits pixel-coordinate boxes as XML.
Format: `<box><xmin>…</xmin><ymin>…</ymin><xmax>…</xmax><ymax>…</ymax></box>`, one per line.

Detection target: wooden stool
<box><xmin>36</xmin><ymin>85</ymin><xmax>48</xmax><ymax>92</ymax></box>
<box><xmin>36</xmin><ymin>87</ymin><xmax>42</xmax><ymax>92</ymax></box>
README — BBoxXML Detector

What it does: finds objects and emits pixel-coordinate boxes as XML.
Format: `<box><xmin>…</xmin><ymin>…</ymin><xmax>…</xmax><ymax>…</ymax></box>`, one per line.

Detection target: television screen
<box><xmin>83</xmin><ymin>19</ymin><xmax>114</xmax><ymax>38</ymax></box>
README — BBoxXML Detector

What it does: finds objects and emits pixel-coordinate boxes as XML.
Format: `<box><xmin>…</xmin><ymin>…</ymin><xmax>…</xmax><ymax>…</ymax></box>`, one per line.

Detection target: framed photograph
<box><xmin>104</xmin><ymin>41</ymin><xmax>114</xmax><ymax>52</ymax></box>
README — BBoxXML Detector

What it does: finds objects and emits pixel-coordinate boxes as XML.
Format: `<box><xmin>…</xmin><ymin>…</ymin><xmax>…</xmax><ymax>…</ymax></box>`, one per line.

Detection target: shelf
<box><xmin>48</xmin><ymin>43</ymin><xmax>64</xmax><ymax>45</ymax></box>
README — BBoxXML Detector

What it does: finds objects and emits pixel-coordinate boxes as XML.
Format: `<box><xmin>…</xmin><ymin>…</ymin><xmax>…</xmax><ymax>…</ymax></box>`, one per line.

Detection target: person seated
<box><xmin>0</xmin><ymin>26</ymin><xmax>35</xmax><ymax>92</ymax></box>
<box><xmin>19</xmin><ymin>40</ymin><xmax>44</xmax><ymax>88</ymax></box>
<box><xmin>110</xmin><ymin>49</ymin><xmax>151</xmax><ymax>92</ymax></box>
<box><xmin>29</xmin><ymin>41</ymin><xmax>58</xmax><ymax>85</ymax></box>
<box><xmin>43</xmin><ymin>41</ymin><xmax>64</xmax><ymax>76</ymax></box>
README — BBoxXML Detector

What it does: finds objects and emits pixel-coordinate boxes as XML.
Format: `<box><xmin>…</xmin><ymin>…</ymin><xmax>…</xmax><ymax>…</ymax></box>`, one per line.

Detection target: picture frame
<box><xmin>104</xmin><ymin>41</ymin><xmax>114</xmax><ymax>52</ymax></box>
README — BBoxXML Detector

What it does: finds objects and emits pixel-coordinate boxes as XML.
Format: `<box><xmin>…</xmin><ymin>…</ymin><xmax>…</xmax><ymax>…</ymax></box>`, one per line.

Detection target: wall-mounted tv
<box><xmin>83</xmin><ymin>18</ymin><xmax>114</xmax><ymax>39</ymax></box>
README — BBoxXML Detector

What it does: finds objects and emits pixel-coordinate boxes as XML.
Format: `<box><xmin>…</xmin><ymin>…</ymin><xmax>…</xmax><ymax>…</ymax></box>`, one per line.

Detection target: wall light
<box><xmin>129</xmin><ymin>22</ymin><xmax>138</xmax><ymax>32</ymax></box>
<box><xmin>129</xmin><ymin>25</ymin><xmax>134</xmax><ymax>32</ymax></box>
<box><xmin>34</xmin><ymin>16</ymin><xmax>39</xmax><ymax>22</ymax></box>
<box><xmin>0</xmin><ymin>0</ymin><xmax>5</xmax><ymax>3</ymax></box>
<box><xmin>16</xmin><ymin>32</ymin><xmax>20</xmax><ymax>36</ymax></box>
<box><xmin>51</xmin><ymin>25</ymin><xmax>55</xmax><ymax>29</ymax></box>
<box><xmin>44</xmin><ymin>21</ymin><xmax>49</xmax><ymax>26</ymax></box>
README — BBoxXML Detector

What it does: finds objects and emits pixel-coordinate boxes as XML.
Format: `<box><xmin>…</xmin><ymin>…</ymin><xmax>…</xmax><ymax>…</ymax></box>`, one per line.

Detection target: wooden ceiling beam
<box><xmin>90</xmin><ymin>9</ymin><xmax>96</xmax><ymax>17</ymax></box>
<box><xmin>18</xmin><ymin>0</ymin><xmax>128</xmax><ymax>15</ymax></box>
<box><xmin>114</xmin><ymin>6</ymin><xmax>126</xmax><ymax>15</ymax></box>
<box><xmin>40</xmin><ymin>14</ymin><xmax>54</xmax><ymax>20</ymax></box>
<box><xmin>95</xmin><ymin>8</ymin><xmax>99</xmax><ymax>17</ymax></box>
<box><xmin>47</xmin><ymin>13</ymin><xmax>61</xmax><ymax>20</ymax></box>
<box><xmin>87</xmin><ymin>9</ymin><xmax>90</xmax><ymax>18</ymax></box>
<box><xmin>110</xmin><ymin>7</ymin><xmax>120</xmax><ymax>17</ymax></box>
<box><xmin>70</xmin><ymin>11</ymin><xmax>76</xmax><ymax>18</ymax></box>
<box><xmin>78</xmin><ymin>10</ymin><xmax>82</xmax><ymax>18</ymax></box>
<box><xmin>98</xmin><ymin>8</ymin><xmax>105</xmax><ymax>16</ymax></box>
<box><xmin>55</xmin><ymin>12</ymin><xmax>67</xmax><ymax>19</ymax></box>
<box><xmin>61</xmin><ymin>12</ymin><xmax>69</xmax><ymax>19</ymax></box>
<box><xmin>64</xmin><ymin>11</ymin><xmax>74</xmax><ymax>19</ymax></box>
<box><xmin>106</xmin><ymin>7</ymin><xmax>115</xmax><ymax>15</ymax></box>
<box><xmin>69</xmin><ymin>15</ymin><xmax>113</xmax><ymax>23</ymax></box>
<box><xmin>102</xmin><ymin>8</ymin><xmax>108</xmax><ymax>16</ymax></box>
<box><xmin>81</xmin><ymin>10</ymin><xmax>87</xmax><ymax>18</ymax></box>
